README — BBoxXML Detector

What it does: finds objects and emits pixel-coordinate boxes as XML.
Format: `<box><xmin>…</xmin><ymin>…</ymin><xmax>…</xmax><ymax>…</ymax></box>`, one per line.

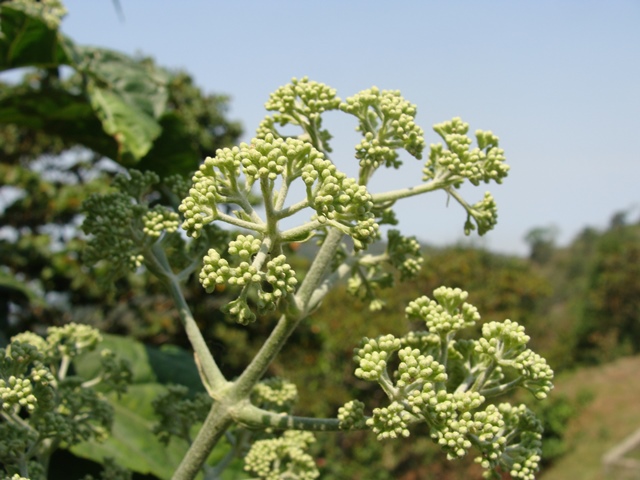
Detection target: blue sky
<box><xmin>59</xmin><ymin>1</ymin><xmax>639</xmax><ymax>255</ymax></box>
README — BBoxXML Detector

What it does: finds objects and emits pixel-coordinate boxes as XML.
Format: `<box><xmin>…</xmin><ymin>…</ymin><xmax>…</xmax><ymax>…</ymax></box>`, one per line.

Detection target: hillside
<box><xmin>540</xmin><ymin>355</ymin><xmax>640</xmax><ymax>480</ymax></box>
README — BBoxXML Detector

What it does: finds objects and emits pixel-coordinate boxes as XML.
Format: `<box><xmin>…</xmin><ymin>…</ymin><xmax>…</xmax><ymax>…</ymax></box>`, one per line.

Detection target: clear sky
<box><xmin>58</xmin><ymin>1</ymin><xmax>639</xmax><ymax>255</ymax></box>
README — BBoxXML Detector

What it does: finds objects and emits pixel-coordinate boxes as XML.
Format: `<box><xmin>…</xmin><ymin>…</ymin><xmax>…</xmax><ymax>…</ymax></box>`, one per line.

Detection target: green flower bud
<box><xmin>152</xmin><ymin>385</ymin><xmax>211</xmax><ymax>445</ymax></box>
<box><xmin>354</xmin><ymin>334</ymin><xmax>401</xmax><ymax>381</ymax></box>
<box><xmin>252</xmin><ymin>377</ymin><xmax>298</xmax><ymax>413</ymax></box>
<box><xmin>338</xmin><ymin>400</ymin><xmax>367</xmax><ymax>430</ymax></box>
<box><xmin>367</xmin><ymin>401</ymin><xmax>412</xmax><ymax>440</ymax></box>
<box><xmin>341</xmin><ymin>87</ymin><xmax>426</xmax><ymax>171</ymax></box>
<box><xmin>406</xmin><ymin>287</ymin><xmax>480</xmax><ymax>336</ymax></box>
<box><xmin>265</xmin><ymin>77</ymin><xmax>340</xmax><ymax>122</ymax></box>
<box><xmin>387</xmin><ymin>230</ymin><xmax>423</xmax><ymax>280</ymax></box>
<box><xmin>395</xmin><ymin>347</ymin><xmax>447</xmax><ymax>388</ymax></box>
<box><xmin>243</xmin><ymin>431</ymin><xmax>319</xmax><ymax>480</ymax></box>
<box><xmin>142</xmin><ymin>206</ymin><xmax>180</xmax><ymax>238</ymax></box>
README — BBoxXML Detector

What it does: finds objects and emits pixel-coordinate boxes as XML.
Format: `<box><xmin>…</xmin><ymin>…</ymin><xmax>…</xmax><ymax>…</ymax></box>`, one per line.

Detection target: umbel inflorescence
<box><xmin>76</xmin><ymin>77</ymin><xmax>552</xmax><ymax>480</ymax></box>
<box><xmin>344</xmin><ymin>286</ymin><xmax>553</xmax><ymax>480</ymax></box>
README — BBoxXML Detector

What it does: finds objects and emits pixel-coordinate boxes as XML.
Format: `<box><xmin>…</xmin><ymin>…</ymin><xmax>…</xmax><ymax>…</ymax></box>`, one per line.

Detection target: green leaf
<box><xmin>135</xmin><ymin>112</ymin><xmax>201</xmax><ymax>177</ymax></box>
<box><xmin>79</xmin><ymin>46</ymin><xmax>168</xmax><ymax>163</ymax></box>
<box><xmin>71</xmin><ymin>384</ymin><xmax>191</xmax><ymax>479</ymax></box>
<box><xmin>74</xmin><ymin>334</ymin><xmax>205</xmax><ymax>391</ymax></box>
<box><xmin>71</xmin><ymin>335</ymin><xmax>214</xmax><ymax>477</ymax></box>
<box><xmin>0</xmin><ymin>268</ymin><xmax>45</xmax><ymax>306</ymax></box>
<box><xmin>87</xmin><ymin>84</ymin><xmax>162</xmax><ymax>164</ymax></box>
<box><xmin>0</xmin><ymin>1</ymin><xmax>71</xmax><ymax>71</ymax></box>
<box><xmin>146</xmin><ymin>343</ymin><xmax>206</xmax><ymax>394</ymax></box>
<box><xmin>74</xmin><ymin>334</ymin><xmax>156</xmax><ymax>384</ymax></box>
<box><xmin>0</xmin><ymin>86</ymin><xmax>120</xmax><ymax>159</ymax></box>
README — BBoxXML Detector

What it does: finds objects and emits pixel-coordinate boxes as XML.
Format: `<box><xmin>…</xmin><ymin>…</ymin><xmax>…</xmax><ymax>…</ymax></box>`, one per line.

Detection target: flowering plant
<box><xmin>2</xmin><ymin>77</ymin><xmax>552</xmax><ymax>479</ymax></box>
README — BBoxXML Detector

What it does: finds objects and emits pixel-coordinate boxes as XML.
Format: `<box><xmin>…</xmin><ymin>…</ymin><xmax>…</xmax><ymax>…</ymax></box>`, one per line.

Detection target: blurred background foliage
<box><xmin>1</xmin><ymin>1</ymin><xmax>640</xmax><ymax>479</ymax></box>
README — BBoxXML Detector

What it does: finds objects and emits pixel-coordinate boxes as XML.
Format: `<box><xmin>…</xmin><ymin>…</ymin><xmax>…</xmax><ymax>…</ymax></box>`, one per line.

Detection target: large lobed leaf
<box><xmin>0</xmin><ymin>1</ymin><xmax>169</xmax><ymax>164</ymax></box>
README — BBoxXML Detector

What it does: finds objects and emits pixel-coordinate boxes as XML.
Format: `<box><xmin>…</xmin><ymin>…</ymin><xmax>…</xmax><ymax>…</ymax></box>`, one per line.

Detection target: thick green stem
<box><xmin>172</xmin><ymin>402</ymin><xmax>234</xmax><ymax>480</ymax></box>
<box><xmin>173</xmin><ymin>228</ymin><xmax>344</xmax><ymax>479</ymax></box>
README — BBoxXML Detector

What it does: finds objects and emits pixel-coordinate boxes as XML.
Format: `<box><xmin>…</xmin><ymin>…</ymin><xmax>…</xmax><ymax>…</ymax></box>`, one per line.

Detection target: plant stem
<box><xmin>172</xmin><ymin>402</ymin><xmax>234</xmax><ymax>480</ymax></box>
<box><xmin>371</xmin><ymin>176</ymin><xmax>448</xmax><ymax>204</ymax></box>
<box><xmin>173</xmin><ymin>228</ymin><xmax>345</xmax><ymax>479</ymax></box>
<box><xmin>149</xmin><ymin>243</ymin><xmax>228</xmax><ymax>394</ymax></box>
<box><xmin>236</xmin><ymin>403</ymin><xmax>368</xmax><ymax>432</ymax></box>
<box><xmin>233</xmin><ymin>227</ymin><xmax>344</xmax><ymax>399</ymax></box>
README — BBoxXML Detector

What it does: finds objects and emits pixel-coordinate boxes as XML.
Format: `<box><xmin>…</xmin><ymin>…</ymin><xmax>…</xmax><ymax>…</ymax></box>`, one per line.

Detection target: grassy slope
<box><xmin>540</xmin><ymin>355</ymin><xmax>640</xmax><ymax>480</ymax></box>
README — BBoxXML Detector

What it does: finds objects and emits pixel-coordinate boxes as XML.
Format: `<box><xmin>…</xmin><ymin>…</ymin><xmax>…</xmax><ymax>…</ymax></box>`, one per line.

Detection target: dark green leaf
<box><xmin>0</xmin><ymin>1</ymin><xmax>71</xmax><ymax>71</ymax></box>
<box><xmin>0</xmin><ymin>86</ymin><xmax>120</xmax><ymax>159</ymax></box>
<box><xmin>71</xmin><ymin>335</ymin><xmax>216</xmax><ymax>477</ymax></box>
<box><xmin>71</xmin><ymin>384</ymin><xmax>193</xmax><ymax>479</ymax></box>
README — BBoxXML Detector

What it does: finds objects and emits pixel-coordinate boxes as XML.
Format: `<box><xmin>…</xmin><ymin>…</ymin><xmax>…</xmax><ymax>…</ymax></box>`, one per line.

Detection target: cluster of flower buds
<box><xmin>405</xmin><ymin>286</ymin><xmax>480</xmax><ymax>337</ymax></box>
<box><xmin>251</xmin><ymin>377</ymin><xmax>298</xmax><ymax>414</ymax></box>
<box><xmin>82</xmin><ymin>190</ymin><xmax>148</xmax><ymax>273</ymax></box>
<box><xmin>243</xmin><ymin>430</ymin><xmax>319</xmax><ymax>480</ymax></box>
<box><xmin>346</xmin><ymin>229</ymin><xmax>424</xmax><ymax>311</ymax></box>
<box><xmin>346</xmin><ymin>286</ymin><xmax>553</xmax><ymax>479</ymax></box>
<box><xmin>301</xmin><ymin>155</ymin><xmax>378</xmax><ymax>249</ymax></box>
<box><xmin>265</xmin><ymin>76</ymin><xmax>341</xmax><ymax>125</ymax></box>
<box><xmin>386</xmin><ymin>229</ymin><xmax>424</xmax><ymax>280</ymax></box>
<box><xmin>341</xmin><ymin>87</ymin><xmax>425</xmax><ymax>173</ymax></box>
<box><xmin>199</xmin><ymin>234</ymin><xmax>298</xmax><ymax>324</ymax></box>
<box><xmin>424</xmin><ymin>118</ymin><xmax>509</xmax><ymax>187</ymax></box>
<box><xmin>180</xmin><ymin>131</ymin><xmax>379</xmax><ymax>251</ymax></box>
<box><xmin>82</xmin><ymin>170</ymin><xmax>184</xmax><ymax>278</ymax></box>
<box><xmin>418</xmin><ymin>118</ymin><xmax>509</xmax><ymax>236</ymax></box>
<box><xmin>142</xmin><ymin>206</ymin><xmax>180</xmax><ymax>238</ymax></box>
<box><xmin>463</xmin><ymin>191</ymin><xmax>499</xmax><ymax>236</ymax></box>
<box><xmin>337</xmin><ymin>400</ymin><xmax>367</xmax><ymax>430</ymax></box>
<box><xmin>151</xmin><ymin>385</ymin><xmax>212</xmax><ymax>446</ymax></box>
<box><xmin>0</xmin><ymin>324</ymin><xmax>131</xmax><ymax>478</ymax></box>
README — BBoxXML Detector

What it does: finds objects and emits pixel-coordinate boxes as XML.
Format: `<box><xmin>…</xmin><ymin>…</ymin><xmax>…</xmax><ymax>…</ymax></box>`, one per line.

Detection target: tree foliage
<box><xmin>0</xmin><ymin>0</ymin><xmax>241</xmax><ymax>344</ymax></box>
<box><xmin>573</xmin><ymin>216</ymin><xmax>640</xmax><ymax>362</ymax></box>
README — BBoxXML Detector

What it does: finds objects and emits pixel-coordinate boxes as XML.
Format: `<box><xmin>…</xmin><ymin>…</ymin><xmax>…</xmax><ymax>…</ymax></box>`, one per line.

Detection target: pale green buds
<box><xmin>474</xmin><ymin>403</ymin><xmax>543</xmax><ymax>480</ymax></box>
<box><xmin>243</xmin><ymin>431</ymin><xmax>319</xmax><ymax>480</ymax></box>
<box><xmin>337</xmin><ymin>400</ymin><xmax>366</xmax><ymax>430</ymax></box>
<box><xmin>200</xmin><ymin>234</ymin><xmax>298</xmax><ymax>324</ymax></box>
<box><xmin>341</xmin><ymin>87</ymin><xmax>426</xmax><ymax>172</ymax></box>
<box><xmin>419</xmin><ymin>117</ymin><xmax>508</xmax><ymax>236</ymax></box>
<box><xmin>0</xmin><ymin>324</ymin><xmax>131</xmax><ymax>478</ymax></box>
<box><xmin>179</xmin><ymin>132</ymin><xmax>378</xmax><ymax>248</ymax></box>
<box><xmin>368</xmin><ymin>402</ymin><xmax>412</xmax><ymax>439</ymax></box>
<box><xmin>406</xmin><ymin>286</ymin><xmax>480</xmax><ymax>336</ymax></box>
<box><xmin>142</xmin><ymin>206</ymin><xmax>180</xmax><ymax>238</ymax></box>
<box><xmin>252</xmin><ymin>377</ymin><xmax>298</xmax><ymax>413</ymax></box>
<box><xmin>353</xmin><ymin>334</ymin><xmax>401</xmax><ymax>381</ymax></box>
<box><xmin>352</xmin><ymin>287</ymin><xmax>552</xmax><ymax>479</ymax></box>
<box><xmin>425</xmin><ymin>118</ymin><xmax>509</xmax><ymax>187</ymax></box>
<box><xmin>41</xmin><ymin>323</ymin><xmax>102</xmax><ymax>359</ymax></box>
<box><xmin>82</xmin><ymin>170</ymin><xmax>184</xmax><ymax>282</ymax></box>
<box><xmin>464</xmin><ymin>191</ymin><xmax>499</xmax><ymax>236</ymax></box>
<box><xmin>265</xmin><ymin>77</ymin><xmax>340</xmax><ymax>121</ymax></box>
<box><xmin>395</xmin><ymin>347</ymin><xmax>447</xmax><ymax>388</ymax></box>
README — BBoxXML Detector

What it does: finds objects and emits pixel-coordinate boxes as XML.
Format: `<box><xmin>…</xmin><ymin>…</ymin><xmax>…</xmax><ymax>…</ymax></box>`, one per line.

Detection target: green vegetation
<box><xmin>1</xmin><ymin>1</ymin><xmax>639</xmax><ymax>479</ymax></box>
